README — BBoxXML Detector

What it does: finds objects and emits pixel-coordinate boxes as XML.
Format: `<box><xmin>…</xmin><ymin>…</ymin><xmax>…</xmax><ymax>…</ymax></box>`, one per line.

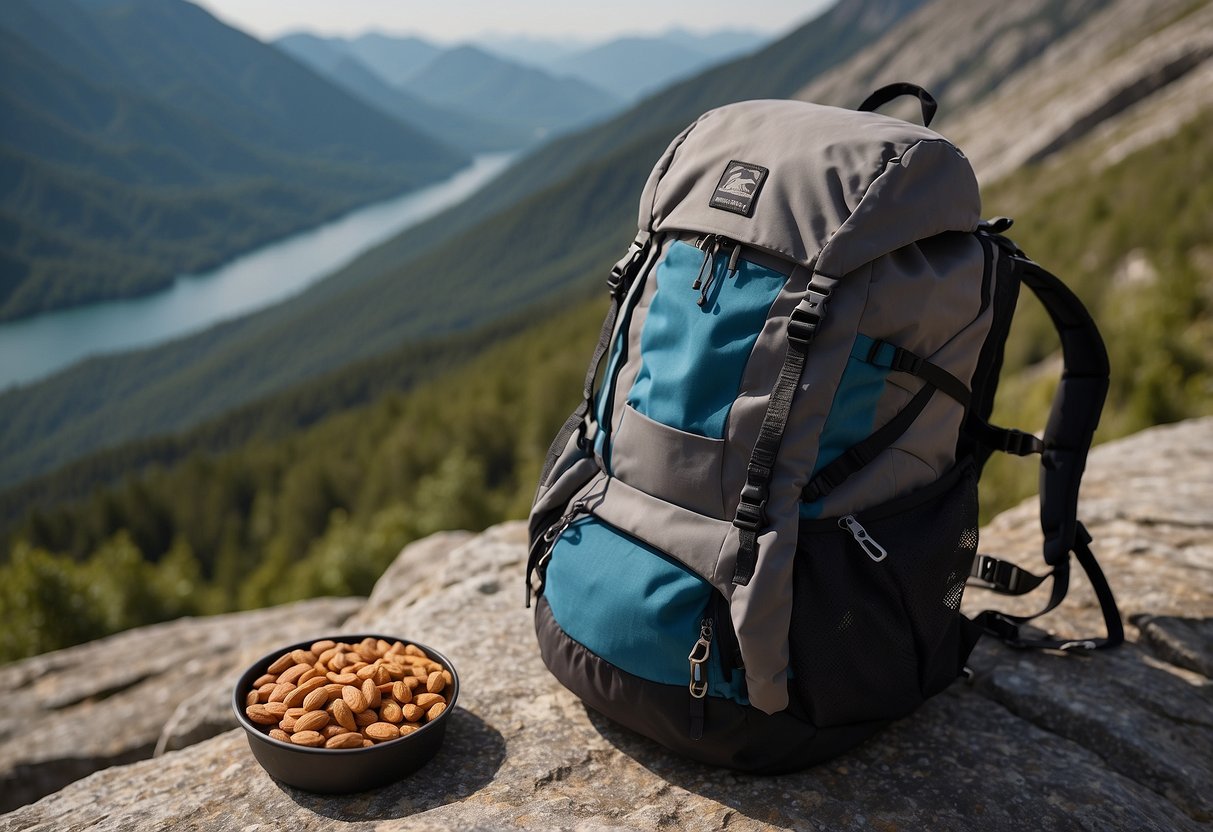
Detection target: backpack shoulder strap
<box><xmin>969</xmin><ymin>241</ymin><xmax>1124</xmax><ymax>651</ymax></box>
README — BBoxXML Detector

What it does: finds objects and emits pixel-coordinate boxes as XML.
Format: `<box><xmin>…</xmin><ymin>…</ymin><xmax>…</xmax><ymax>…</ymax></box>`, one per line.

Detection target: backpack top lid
<box><xmin>639</xmin><ymin>98</ymin><xmax>982</xmax><ymax>278</ymax></box>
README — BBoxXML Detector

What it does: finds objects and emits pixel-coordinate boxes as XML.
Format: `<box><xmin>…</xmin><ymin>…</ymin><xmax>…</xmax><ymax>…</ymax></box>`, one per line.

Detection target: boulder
<box><xmin>0</xmin><ymin>596</ymin><xmax>362</xmax><ymax>813</ymax></box>
<box><xmin>2</xmin><ymin>418</ymin><xmax>1211</xmax><ymax>831</ymax></box>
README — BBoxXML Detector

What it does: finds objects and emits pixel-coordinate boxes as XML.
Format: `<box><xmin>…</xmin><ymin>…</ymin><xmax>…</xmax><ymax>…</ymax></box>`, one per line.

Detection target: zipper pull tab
<box><xmin>839</xmin><ymin>515</ymin><xmax>888</xmax><ymax>562</ymax></box>
<box><xmin>526</xmin><ymin>502</ymin><xmax>587</xmax><ymax>607</ymax></box>
<box><xmin>726</xmin><ymin>242</ymin><xmax>742</xmax><ymax>277</ymax></box>
<box><xmin>691</xmin><ymin>236</ymin><xmax>718</xmax><ymax>292</ymax></box>
<box><xmin>687</xmin><ymin>617</ymin><xmax>714</xmax><ymax>699</ymax></box>
<box><xmin>696</xmin><ymin>237</ymin><xmax>724</xmax><ymax>307</ymax></box>
<box><xmin>687</xmin><ymin>616</ymin><xmax>714</xmax><ymax>740</ymax></box>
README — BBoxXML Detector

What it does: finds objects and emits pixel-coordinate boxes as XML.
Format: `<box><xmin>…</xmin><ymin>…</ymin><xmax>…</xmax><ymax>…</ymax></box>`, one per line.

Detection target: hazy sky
<box><xmin>192</xmin><ymin>0</ymin><xmax>833</xmax><ymax>44</ymax></box>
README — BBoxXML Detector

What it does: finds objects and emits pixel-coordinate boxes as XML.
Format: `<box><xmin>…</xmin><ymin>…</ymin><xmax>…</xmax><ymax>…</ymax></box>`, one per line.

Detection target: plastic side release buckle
<box><xmin>733</xmin><ymin>483</ymin><xmax>767</xmax><ymax>532</ymax></box>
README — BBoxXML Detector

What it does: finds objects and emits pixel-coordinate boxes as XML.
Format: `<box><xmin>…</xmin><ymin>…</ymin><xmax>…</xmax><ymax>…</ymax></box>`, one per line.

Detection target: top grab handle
<box><xmin>857</xmin><ymin>83</ymin><xmax>938</xmax><ymax>128</ymax></box>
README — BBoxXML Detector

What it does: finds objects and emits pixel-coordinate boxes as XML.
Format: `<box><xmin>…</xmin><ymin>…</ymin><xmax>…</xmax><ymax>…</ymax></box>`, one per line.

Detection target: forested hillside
<box><xmin>0</xmin><ymin>0</ymin><xmax>466</xmax><ymax>321</ymax></box>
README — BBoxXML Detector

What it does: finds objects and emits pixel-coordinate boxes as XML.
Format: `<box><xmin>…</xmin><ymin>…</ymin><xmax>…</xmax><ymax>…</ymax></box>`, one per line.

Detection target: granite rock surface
<box><xmin>2</xmin><ymin>418</ymin><xmax>1211</xmax><ymax>831</ymax></box>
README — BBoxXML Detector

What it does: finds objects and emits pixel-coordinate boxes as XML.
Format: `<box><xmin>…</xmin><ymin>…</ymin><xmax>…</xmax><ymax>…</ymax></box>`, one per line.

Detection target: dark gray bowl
<box><xmin>232</xmin><ymin>633</ymin><xmax>459</xmax><ymax>793</ymax></box>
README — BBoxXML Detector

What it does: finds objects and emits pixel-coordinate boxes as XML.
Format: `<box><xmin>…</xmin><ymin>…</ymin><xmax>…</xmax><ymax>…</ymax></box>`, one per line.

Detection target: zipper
<box><xmin>838</xmin><ymin>515</ymin><xmax>888</xmax><ymax>562</ymax></box>
<box><xmin>524</xmin><ymin>501</ymin><xmax>588</xmax><ymax>607</ymax></box>
<box><xmin>687</xmin><ymin>614</ymin><xmax>714</xmax><ymax>740</ymax></box>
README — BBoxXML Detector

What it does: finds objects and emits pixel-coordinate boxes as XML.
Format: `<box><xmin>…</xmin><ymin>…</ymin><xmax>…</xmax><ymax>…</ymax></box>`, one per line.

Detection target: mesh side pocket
<box><xmin>789</xmin><ymin>464</ymin><xmax>980</xmax><ymax>727</ymax></box>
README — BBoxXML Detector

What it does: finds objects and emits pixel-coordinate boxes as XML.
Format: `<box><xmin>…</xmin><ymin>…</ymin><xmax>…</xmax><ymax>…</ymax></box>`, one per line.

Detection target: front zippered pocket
<box><xmin>541</xmin><ymin>511</ymin><xmax>748</xmax><ymax>710</ymax></box>
<box><xmin>623</xmin><ymin>236</ymin><xmax>792</xmax><ymax>441</ymax></box>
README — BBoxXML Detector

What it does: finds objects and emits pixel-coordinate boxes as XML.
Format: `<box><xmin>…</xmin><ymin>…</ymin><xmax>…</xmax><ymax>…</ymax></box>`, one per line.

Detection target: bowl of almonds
<box><xmin>233</xmin><ymin>634</ymin><xmax>459</xmax><ymax>793</ymax></box>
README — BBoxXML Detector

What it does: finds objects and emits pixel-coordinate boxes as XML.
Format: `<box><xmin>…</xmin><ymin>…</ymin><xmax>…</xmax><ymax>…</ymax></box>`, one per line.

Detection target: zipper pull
<box><xmin>687</xmin><ymin>617</ymin><xmax>714</xmax><ymax>698</ymax></box>
<box><xmin>526</xmin><ymin>501</ymin><xmax>587</xmax><ymax>607</ymax></box>
<box><xmin>691</xmin><ymin>235</ymin><xmax>718</xmax><ymax>291</ymax></box>
<box><xmin>687</xmin><ymin>616</ymin><xmax>714</xmax><ymax>740</ymax></box>
<box><xmin>725</xmin><ymin>242</ymin><xmax>742</xmax><ymax>277</ymax></box>
<box><xmin>839</xmin><ymin>515</ymin><xmax>888</xmax><ymax>562</ymax></box>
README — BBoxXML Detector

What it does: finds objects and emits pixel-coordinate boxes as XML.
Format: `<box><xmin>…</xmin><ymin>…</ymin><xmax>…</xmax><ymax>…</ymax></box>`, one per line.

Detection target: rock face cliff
<box><xmin>2</xmin><ymin>418</ymin><xmax>1211</xmax><ymax>831</ymax></box>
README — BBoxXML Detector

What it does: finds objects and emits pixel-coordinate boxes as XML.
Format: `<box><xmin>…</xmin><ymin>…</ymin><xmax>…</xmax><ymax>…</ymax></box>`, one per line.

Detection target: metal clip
<box><xmin>687</xmin><ymin>618</ymin><xmax>714</xmax><ymax>699</ymax></box>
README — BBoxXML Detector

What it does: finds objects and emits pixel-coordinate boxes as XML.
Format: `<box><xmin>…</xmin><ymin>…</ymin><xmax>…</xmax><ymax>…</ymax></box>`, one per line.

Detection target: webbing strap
<box><xmin>865</xmin><ymin>338</ymin><xmax>971</xmax><ymax>407</ymax></box>
<box><xmin>732</xmin><ymin>279</ymin><xmax>834</xmax><ymax>586</ymax></box>
<box><xmin>538</xmin><ymin>234</ymin><xmax>650</xmax><ymax>487</ymax></box>
<box><xmin>973</xmin><ymin>523</ymin><xmax>1124</xmax><ymax>650</ymax></box>
<box><xmin>801</xmin><ymin>382</ymin><xmax>935</xmax><ymax>503</ymax></box>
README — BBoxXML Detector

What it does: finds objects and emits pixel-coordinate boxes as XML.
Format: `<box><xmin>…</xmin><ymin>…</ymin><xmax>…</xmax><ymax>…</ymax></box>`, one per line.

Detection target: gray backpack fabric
<box><xmin>526</xmin><ymin>86</ymin><xmax>1122</xmax><ymax>772</ymax></box>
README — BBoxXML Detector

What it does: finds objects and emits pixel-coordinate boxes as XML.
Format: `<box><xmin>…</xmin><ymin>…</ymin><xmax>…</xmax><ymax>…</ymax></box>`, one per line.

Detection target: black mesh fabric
<box><xmin>789</xmin><ymin>465</ymin><xmax>980</xmax><ymax>727</ymax></box>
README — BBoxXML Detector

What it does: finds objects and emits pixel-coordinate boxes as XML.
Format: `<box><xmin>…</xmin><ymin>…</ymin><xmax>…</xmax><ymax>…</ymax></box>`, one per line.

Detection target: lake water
<box><xmin>0</xmin><ymin>152</ymin><xmax>515</xmax><ymax>392</ymax></box>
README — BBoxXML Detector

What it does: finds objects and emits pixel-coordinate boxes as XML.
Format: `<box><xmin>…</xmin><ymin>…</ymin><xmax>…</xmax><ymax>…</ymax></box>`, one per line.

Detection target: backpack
<box><xmin>525</xmin><ymin>84</ymin><xmax>1124</xmax><ymax>773</ymax></box>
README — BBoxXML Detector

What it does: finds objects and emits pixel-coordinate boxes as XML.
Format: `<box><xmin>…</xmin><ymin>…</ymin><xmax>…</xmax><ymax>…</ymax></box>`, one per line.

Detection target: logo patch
<box><xmin>709</xmin><ymin>160</ymin><xmax>768</xmax><ymax>217</ymax></box>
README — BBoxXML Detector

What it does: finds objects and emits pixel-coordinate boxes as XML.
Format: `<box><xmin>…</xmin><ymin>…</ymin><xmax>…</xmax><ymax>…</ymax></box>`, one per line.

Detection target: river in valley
<box><xmin>0</xmin><ymin>152</ymin><xmax>515</xmax><ymax>392</ymax></box>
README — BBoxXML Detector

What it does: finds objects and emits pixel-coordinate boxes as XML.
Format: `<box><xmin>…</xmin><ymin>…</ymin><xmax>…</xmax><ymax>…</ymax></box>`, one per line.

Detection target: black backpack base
<box><xmin>535</xmin><ymin>595</ymin><xmax>892</xmax><ymax>773</ymax></box>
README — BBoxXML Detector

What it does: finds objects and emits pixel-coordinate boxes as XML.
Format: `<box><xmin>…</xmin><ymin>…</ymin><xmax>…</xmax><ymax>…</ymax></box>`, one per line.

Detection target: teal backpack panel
<box><xmin>627</xmin><ymin>240</ymin><xmax>787</xmax><ymax>438</ymax></box>
<box><xmin>544</xmin><ymin>515</ymin><xmax>746</xmax><ymax>702</ymax></box>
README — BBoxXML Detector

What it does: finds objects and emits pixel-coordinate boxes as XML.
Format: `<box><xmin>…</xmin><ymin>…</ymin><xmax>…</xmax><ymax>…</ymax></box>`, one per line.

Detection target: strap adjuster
<box><xmin>607</xmin><ymin>238</ymin><xmax>648</xmax><ymax>297</ymax></box>
<box><xmin>973</xmin><ymin>554</ymin><xmax>1021</xmax><ymax>593</ymax></box>
<box><xmin>733</xmin><ymin>483</ymin><xmax>767</xmax><ymax>532</ymax></box>
<box><xmin>1002</xmin><ymin>429</ymin><xmax>1044</xmax><ymax>456</ymax></box>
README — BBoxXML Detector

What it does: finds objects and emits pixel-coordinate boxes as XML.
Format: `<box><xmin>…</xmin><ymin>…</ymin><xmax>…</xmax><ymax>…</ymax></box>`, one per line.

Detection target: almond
<box><xmin>268</xmin><ymin>728</ymin><xmax>292</xmax><ymax>743</ymax></box>
<box><xmin>290</xmin><ymin>649</ymin><xmax>318</xmax><ymax>667</ymax></box>
<box><xmin>245</xmin><ymin>704</ymin><xmax>279</xmax><ymax>725</ymax></box>
<box><xmin>293</xmin><ymin>710</ymin><xmax>329</xmax><ymax>733</ymax></box>
<box><xmin>245</xmin><ymin>690</ymin><xmax>259</xmax><ymax>707</ymax></box>
<box><xmin>324</xmin><ymin>683</ymin><xmax>345</xmax><ymax>697</ymax></box>
<box><xmin>380</xmin><ymin>700</ymin><xmax>403</xmax><ymax>724</ymax></box>
<box><xmin>317</xmin><ymin>647</ymin><xmax>338</xmax><ymax>666</ymax></box>
<box><xmin>310</xmin><ymin>640</ymin><xmax>336</xmax><ymax>655</ymax></box>
<box><xmin>297</xmin><ymin>667</ymin><xmax>323</xmax><ymax>684</ymax></box>
<box><xmin>362</xmin><ymin>739</ymin><xmax>374</xmax><ymax>747</ymax></box>
<box><xmin>322</xmin><ymin>724</ymin><xmax>345</xmax><ymax>739</ymax></box>
<box><xmin>441</xmin><ymin>670</ymin><xmax>453</xmax><ymax>687</ymax></box>
<box><xmin>354</xmin><ymin>709</ymin><xmax>378</xmax><ymax>727</ymax></box>
<box><xmin>355</xmin><ymin>664</ymin><xmax>377</xmax><ymax>681</ymax></box>
<box><xmin>261</xmin><ymin>702</ymin><xmax>288</xmax><ymax>719</ymax></box>
<box><xmin>362</xmin><ymin>678</ymin><xmax>381</xmax><ymax>708</ymax></box>
<box><xmin>302</xmin><ymin>687</ymin><xmax>330</xmax><ymax>712</ymax></box>
<box><xmin>253</xmin><ymin>673</ymin><xmax>276</xmax><ymax>688</ymax></box>
<box><xmin>411</xmin><ymin>665</ymin><xmax>429</xmax><ymax>679</ymax></box>
<box><xmin>413</xmin><ymin>693</ymin><xmax>443</xmax><ymax>710</ymax></box>
<box><xmin>327</xmin><ymin>672</ymin><xmax>359</xmax><ymax>685</ymax></box>
<box><xmin>329</xmin><ymin>652</ymin><xmax>350</xmax><ymax>670</ymax></box>
<box><xmin>392</xmin><ymin>681</ymin><xmax>414</xmax><ymax>704</ymax></box>
<box><xmin>399</xmin><ymin>724</ymin><xmax>419</xmax><ymax>736</ymax></box>
<box><xmin>402</xmin><ymin>676</ymin><xmax>422</xmax><ymax>691</ymax></box>
<box><xmin>290</xmin><ymin>730</ymin><xmax>324</xmax><ymax>747</ymax></box>
<box><xmin>364</xmin><ymin>722</ymin><xmax>400</xmax><ymax>742</ymax></box>
<box><xmin>402</xmin><ymin>703</ymin><xmax>424</xmax><ymax>723</ymax></box>
<box><xmin>325</xmin><ymin>732</ymin><xmax>364</xmax><ymax>749</ymax></box>
<box><xmin>372</xmin><ymin>665</ymin><xmax>392</xmax><ymax>686</ymax></box>
<box><xmin>403</xmin><ymin>644</ymin><xmax>426</xmax><ymax>658</ymax></box>
<box><xmin>277</xmin><ymin>663</ymin><xmax>311</xmax><ymax>686</ymax></box>
<box><xmin>426</xmin><ymin>671</ymin><xmax>444</xmax><ymax>694</ymax></box>
<box><xmin>285</xmin><ymin>707</ymin><xmax>306</xmax><ymax>719</ymax></box>
<box><xmin>279</xmin><ymin>716</ymin><xmax>297</xmax><ymax>732</ymax></box>
<box><xmin>382</xmin><ymin>662</ymin><xmax>407</xmax><ymax>680</ymax></box>
<box><xmin>426</xmin><ymin>702</ymin><xmax>446</xmax><ymax>721</ymax></box>
<box><xmin>267</xmin><ymin>682</ymin><xmax>295</xmax><ymax>703</ymax></box>
<box><xmin>283</xmin><ymin>677</ymin><xmax>327</xmax><ymax>708</ymax></box>
<box><xmin>342</xmin><ymin>685</ymin><xmax>368</xmax><ymax>714</ymax></box>
<box><xmin>330</xmin><ymin>698</ymin><xmax>356</xmax><ymax>732</ymax></box>
<box><xmin>386</xmin><ymin>641</ymin><xmax>407</xmax><ymax>656</ymax></box>
<box><xmin>266</xmin><ymin>653</ymin><xmax>295</xmax><ymax>675</ymax></box>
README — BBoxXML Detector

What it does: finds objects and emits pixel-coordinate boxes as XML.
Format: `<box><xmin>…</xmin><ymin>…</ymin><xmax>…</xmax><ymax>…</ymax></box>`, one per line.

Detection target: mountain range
<box><xmin>0</xmin><ymin>0</ymin><xmax>467</xmax><ymax>322</ymax></box>
<box><xmin>1</xmin><ymin>0</ymin><xmax>1211</xmax><ymax>612</ymax></box>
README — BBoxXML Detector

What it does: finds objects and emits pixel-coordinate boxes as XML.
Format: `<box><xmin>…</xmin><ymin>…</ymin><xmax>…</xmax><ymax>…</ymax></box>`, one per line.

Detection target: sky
<box><xmin>191</xmin><ymin>0</ymin><xmax>833</xmax><ymax>44</ymax></box>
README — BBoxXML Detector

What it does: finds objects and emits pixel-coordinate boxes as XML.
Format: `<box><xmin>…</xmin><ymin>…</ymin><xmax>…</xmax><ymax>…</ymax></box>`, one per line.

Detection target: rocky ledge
<box><xmin>2</xmin><ymin>418</ymin><xmax>1211</xmax><ymax>831</ymax></box>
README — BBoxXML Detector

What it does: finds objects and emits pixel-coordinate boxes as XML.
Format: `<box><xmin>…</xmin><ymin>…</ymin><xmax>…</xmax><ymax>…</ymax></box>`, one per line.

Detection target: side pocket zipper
<box><xmin>839</xmin><ymin>515</ymin><xmax>888</xmax><ymax>562</ymax></box>
<box><xmin>687</xmin><ymin>613</ymin><xmax>714</xmax><ymax>740</ymax></box>
<box><xmin>525</xmin><ymin>501</ymin><xmax>587</xmax><ymax>607</ymax></box>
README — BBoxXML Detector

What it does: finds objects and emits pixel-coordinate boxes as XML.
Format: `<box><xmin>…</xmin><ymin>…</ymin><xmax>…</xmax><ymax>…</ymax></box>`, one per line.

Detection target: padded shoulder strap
<box><xmin>1014</xmin><ymin>255</ymin><xmax>1109</xmax><ymax>566</ymax></box>
<box><xmin>970</xmin><ymin>244</ymin><xmax>1122</xmax><ymax>651</ymax></box>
